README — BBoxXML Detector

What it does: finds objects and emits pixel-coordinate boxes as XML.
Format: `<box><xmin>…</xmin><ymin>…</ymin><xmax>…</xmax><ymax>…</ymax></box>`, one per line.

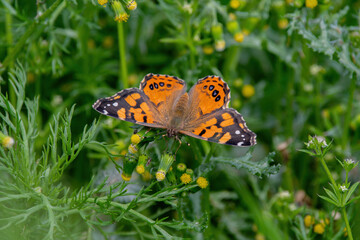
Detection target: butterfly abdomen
<box><xmin>167</xmin><ymin>93</ymin><xmax>189</xmax><ymax>130</ymax></box>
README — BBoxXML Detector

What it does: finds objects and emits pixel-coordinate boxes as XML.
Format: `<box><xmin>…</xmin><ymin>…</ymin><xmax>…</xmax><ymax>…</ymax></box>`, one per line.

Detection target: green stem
<box><xmin>342</xmin><ymin>74</ymin><xmax>356</xmax><ymax>151</ymax></box>
<box><xmin>1</xmin><ymin>0</ymin><xmax>63</xmax><ymax>72</ymax></box>
<box><xmin>5</xmin><ymin>0</ymin><xmax>15</xmax><ymax>104</ymax></box>
<box><xmin>341</xmin><ymin>207</ymin><xmax>353</xmax><ymax>240</ymax></box>
<box><xmin>185</xmin><ymin>15</ymin><xmax>195</xmax><ymax>70</ymax></box>
<box><xmin>117</xmin><ymin>21</ymin><xmax>128</xmax><ymax>89</ymax></box>
<box><xmin>319</xmin><ymin>154</ymin><xmax>338</xmax><ymax>194</ymax></box>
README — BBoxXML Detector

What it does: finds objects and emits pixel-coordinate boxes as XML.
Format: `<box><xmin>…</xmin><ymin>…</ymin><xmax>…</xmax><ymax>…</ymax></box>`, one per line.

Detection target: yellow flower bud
<box><xmin>304</xmin><ymin>215</ymin><xmax>314</xmax><ymax>227</ymax></box>
<box><xmin>131</xmin><ymin>134</ymin><xmax>141</xmax><ymax>144</ymax></box>
<box><xmin>203</xmin><ymin>45</ymin><xmax>214</xmax><ymax>55</ymax></box>
<box><xmin>128</xmin><ymin>144</ymin><xmax>138</xmax><ymax>154</ymax></box>
<box><xmin>234</xmin><ymin>32</ymin><xmax>245</xmax><ymax>43</ymax></box>
<box><xmin>196</xmin><ymin>177</ymin><xmax>209</xmax><ymax>189</ymax></box>
<box><xmin>98</xmin><ymin>0</ymin><xmax>108</xmax><ymax>7</ymax></box>
<box><xmin>180</xmin><ymin>173</ymin><xmax>192</xmax><ymax>184</ymax></box>
<box><xmin>314</xmin><ymin>223</ymin><xmax>325</xmax><ymax>234</ymax></box>
<box><xmin>305</xmin><ymin>0</ymin><xmax>318</xmax><ymax>8</ymax></box>
<box><xmin>242</xmin><ymin>84</ymin><xmax>255</xmax><ymax>98</ymax></box>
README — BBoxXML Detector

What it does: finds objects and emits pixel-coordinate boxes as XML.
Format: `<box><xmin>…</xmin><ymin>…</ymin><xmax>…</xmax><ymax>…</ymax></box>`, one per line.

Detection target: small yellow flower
<box><xmin>136</xmin><ymin>165</ymin><xmax>145</xmax><ymax>174</ymax></box>
<box><xmin>306</xmin><ymin>0</ymin><xmax>318</xmax><ymax>8</ymax></box>
<box><xmin>343</xmin><ymin>227</ymin><xmax>348</xmax><ymax>237</ymax></box>
<box><xmin>215</xmin><ymin>40</ymin><xmax>226</xmax><ymax>52</ymax></box>
<box><xmin>131</xmin><ymin>134</ymin><xmax>141</xmax><ymax>144</ymax></box>
<box><xmin>203</xmin><ymin>45</ymin><xmax>214</xmax><ymax>55</ymax></box>
<box><xmin>278</xmin><ymin>19</ymin><xmax>289</xmax><ymax>29</ymax></box>
<box><xmin>286</xmin><ymin>0</ymin><xmax>294</xmax><ymax>4</ymax></box>
<box><xmin>156</xmin><ymin>170</ymin><xmax>166</xmax><ymax>181</ymax></box>
<box><xmin>115</xmin><ymin>13</ymin><xmax>129</xmax><ymax>22</ymax></box>
<box><xmin>314</xmin><ymin>223</ymin><xmax>325</xmax><ymax>234</ymax></box>
<box><xmin>98</xmin><ymin>0</ymin><xmax>108</xmax><ymax>7</ymax></box>
<box><xmin>320</xmin><ymin>218</ymin><xmax>329</xmax><ymax>227</ymax></box>
<box><xmin>234</xmin><ymin>32</ymin><xmax>244</xmax><ymax>42</ymax></box>
<box><xmin>125</xmin><ymin>0</ymin><xmax>137</xmax><ymax>10</ymax></box>
<box><xmin>128</xmin><ymin>144</ymin><xmax>138</xmax><ymax>154</ymax></box>
<box><xmin>196</xmin><ymin>177</ymin><xmax>209</xmax><ymax>189</ymax></box>
<box><xmin>304</xmin><ymin>215</ymin><xmax>315</xmax><ymax>227</ymax></box>
<box><xmin>229</xmin><ymin>0</ymin><xmax>241</xmax><ymax>9</ymax></box>
<box><xmin>112</xmin><ymin>1</ymin><xmax>130</xmax><ymax>22</ymax></box>
<box><xmin>180</xmin><ymin>173</ymin><xmax>192</xmax><ymax>184</ymax></box>
<box><xmin>102</xmin><ymin>36</ymin><xmax>114</xmax><ymax>49</ymax></box>
<box><xmin>242</xmin><ymin>84</ymin><xmax>255</xmax><ymax>98</ymax></box>
<box><xmin>120</xmin><ymin>149</ymin><xmax>127</xmax><ymax>156</ymax></box>
<box><xmin>1</xmin><ymin>136</ymin><xmax>14</xmax><ymax>148</ymax></box>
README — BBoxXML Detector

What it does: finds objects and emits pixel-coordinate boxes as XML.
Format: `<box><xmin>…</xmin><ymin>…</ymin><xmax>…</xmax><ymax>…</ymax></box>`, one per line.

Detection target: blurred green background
<box><xmin>1</xmin><ymin>0</ymin><xmax>360</xmax><ymax>239</ymax></box>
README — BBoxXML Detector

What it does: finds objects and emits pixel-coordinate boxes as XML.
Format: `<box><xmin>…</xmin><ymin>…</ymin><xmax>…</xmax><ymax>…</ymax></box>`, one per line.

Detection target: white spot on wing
<box><xmin>113</xmin><ymin>102</ymin><xmax>118</xmax><ymax>107</ymax></box>
<box><xmin>107</xmin><ymin>104</ymin><xmax>110</xmax><ymax>106</ymax></box>
<box><xmin>241</xmin><ymin>135</ymin><xmax>245</xmax><ymax>137</ymax></box>
<box><xmin>103</xmin><ymin>110</ymin><xmax>108</xmax><ymax>115</ymax></box>
<box><xmin>235</xmin><ymin>130</ymin><xmax>240</xmax><ymax>135</ymax></box>
<box><xmin>237</xmin><ymin>141</ymin><xmax>244</xmax><ymax>146</ymax></box>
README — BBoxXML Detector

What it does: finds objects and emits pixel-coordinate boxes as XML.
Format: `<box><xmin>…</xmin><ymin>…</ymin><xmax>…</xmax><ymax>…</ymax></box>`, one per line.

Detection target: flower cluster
<box><xmin>304</xmin><ymin>214</ymin><xmax>330</xmax><ymax>235</ymax></box>
<box><xmin>118</xmin><ymin>134</ymin><xmax>208</xmax><ymax>189</ymax></box>
<box><xmin>97</xmin><ymin>0</ymin><xmax>137</xmax><ymax>22</ymax></box>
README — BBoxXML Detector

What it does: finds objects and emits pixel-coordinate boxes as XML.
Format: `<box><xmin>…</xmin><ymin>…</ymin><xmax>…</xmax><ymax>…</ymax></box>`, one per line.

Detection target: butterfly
<box><xmin>93</xmin><ymin>74</ymin><xmax>256</xmax><ymax>147</ymax></box>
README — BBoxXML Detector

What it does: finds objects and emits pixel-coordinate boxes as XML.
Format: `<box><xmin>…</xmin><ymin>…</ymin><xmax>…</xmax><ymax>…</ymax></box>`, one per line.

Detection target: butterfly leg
<box><xmin>174</xmin><ymin>135</ymin><xmax>182</xmax><ymax>155</ymax></box>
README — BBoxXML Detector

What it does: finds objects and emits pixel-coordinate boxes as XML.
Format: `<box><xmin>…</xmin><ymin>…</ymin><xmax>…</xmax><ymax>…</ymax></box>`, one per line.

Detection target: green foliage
<box><xmin>1</xmin><ymin>0</ymin><xmax>360</xmax><ymax>239</ymax></box>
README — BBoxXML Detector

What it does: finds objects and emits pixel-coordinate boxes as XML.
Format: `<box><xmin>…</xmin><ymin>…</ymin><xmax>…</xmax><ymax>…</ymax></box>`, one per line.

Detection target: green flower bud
<box><xmin>156</xmin><ymin>153</ymin><xmax>175</xmax><ymax>181</ymax></box>
<box><xmin>136</xmin><ymin>154</ymin><xmax>148</xmax><ymax>174</ymax></box>
<box><xmin>226</xmin><ymin>20</ymin><xmax>239</xmax><ymax>35</ymax></box>
<box><xmin>121</xmin><ymin>156</ymin><xmax>137</xmax><ymax>181</ymax></box>
<box><xmin>211</xmin><ymin>24</ymin><xmax>224</xmax><ymax>41</ymax></box>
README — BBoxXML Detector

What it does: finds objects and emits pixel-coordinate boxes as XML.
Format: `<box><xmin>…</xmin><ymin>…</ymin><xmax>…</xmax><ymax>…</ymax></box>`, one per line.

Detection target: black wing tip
<box><xmin>92</xmin><ymin>99</ymin><xmax>103</xmax><ymax>110</ymax></box>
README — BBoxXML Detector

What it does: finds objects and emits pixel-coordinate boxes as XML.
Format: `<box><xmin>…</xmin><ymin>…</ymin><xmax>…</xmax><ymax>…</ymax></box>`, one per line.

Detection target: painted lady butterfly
<box><xmin>93</xmin><ymin>74</ymin><xmax>256</xmax><ymax>146</ymax></box>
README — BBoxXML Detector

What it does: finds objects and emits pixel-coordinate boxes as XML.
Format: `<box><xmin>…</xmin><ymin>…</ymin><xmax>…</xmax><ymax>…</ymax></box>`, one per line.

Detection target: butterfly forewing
<box><xmin>92</xmin><ymin>88</ymin><xmax>164</xmax><ymax>128</ymax></box>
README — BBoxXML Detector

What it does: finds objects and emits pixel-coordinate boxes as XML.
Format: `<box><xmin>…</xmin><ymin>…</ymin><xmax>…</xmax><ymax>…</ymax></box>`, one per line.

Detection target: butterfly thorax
<box><xmin>167</xmin><ymin>92</ymin><xmax>189</xmax><ymax>135</ymax></box>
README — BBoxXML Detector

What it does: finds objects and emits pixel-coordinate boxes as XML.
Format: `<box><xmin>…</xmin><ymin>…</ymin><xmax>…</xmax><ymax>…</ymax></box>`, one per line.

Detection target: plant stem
<box><xmin>5</xmin><ymin>0</ymin><xmax>15</xmax><ymax>104</ymax></box>
<box><xmin>117</xmin><ymin>21</ymin><xmax>128</xmax><ymax>89</ymax></box>
<box><xmin>1</xmin><ymin>0</ymin><xmax>63</xmax><ymax>72</ymax></box>
<box><xmin>185</xmin><ymin>15</ymin><xmax>196</xmax><ymax>70</ymax></box>
<box><xmin>341</xmin><ymin>207</ymin><xmax>353</xmax><ymax>240</ymax></box>
<box><xmin>319</xmin><ymin>154</ymin><xmax>338</xmax><ymax>194</ymax></box>
<box><xmin>342</xmin><ymin>73</ymin><xmax>357</xmax><ymax>152</ymax></box>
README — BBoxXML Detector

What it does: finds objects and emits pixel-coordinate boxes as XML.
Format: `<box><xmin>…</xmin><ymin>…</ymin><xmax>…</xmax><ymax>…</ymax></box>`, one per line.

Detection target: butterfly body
<box><xmin>93</xmin><ymin>73</ymin><xmax>256</xmax><ymax>146</ymax></box>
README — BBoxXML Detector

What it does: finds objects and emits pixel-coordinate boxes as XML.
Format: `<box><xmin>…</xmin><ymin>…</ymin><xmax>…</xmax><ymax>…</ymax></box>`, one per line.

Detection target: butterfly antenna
<box><xmin>175</xmin><ymin>136</ymin><xmax>182</xmax><ymax>154</ymax></box>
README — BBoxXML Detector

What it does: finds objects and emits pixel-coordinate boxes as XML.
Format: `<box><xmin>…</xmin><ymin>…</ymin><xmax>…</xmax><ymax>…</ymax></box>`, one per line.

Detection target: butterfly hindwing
<box><xmin>92</xmin><ymin>88</ymin><xmax>164</xmax><ymax>128</ymax></box>
<box><xmin>181</xmin><ymin>108</ymin><xmax>256</xmax><ymax>146</ymax></box>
